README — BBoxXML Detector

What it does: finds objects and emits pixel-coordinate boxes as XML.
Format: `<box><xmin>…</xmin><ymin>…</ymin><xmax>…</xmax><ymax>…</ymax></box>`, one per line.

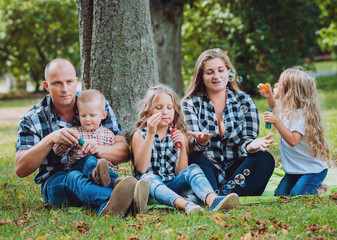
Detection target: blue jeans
<box><xmin>189</xmin><ymin>151</ymin><xmax>275</xmax><ymax>196</ymax></box>
<box><xmin>41</xmin><ymin>155</ymin><xmax>118</xmax><ymax>214</ymax></box>
<box><xmin>140</xmin><ymin>164</ymin><xmax>214</xmax><ymax>207</ymax></box>
<box><xmin>275</xmin><ymin>168</ymin><xmax>328</xmax><ymax>196</ymax></box>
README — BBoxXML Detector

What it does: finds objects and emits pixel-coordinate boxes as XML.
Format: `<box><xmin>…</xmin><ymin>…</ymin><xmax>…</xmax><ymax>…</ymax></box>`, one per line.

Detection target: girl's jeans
<box><xmin>275</xmin><ymin>168</ymin><xmax>328</xmax><ymax>196</ymax></box>
<box><xmin>189</xmin><ymin>151</ymin><xmax>275</xmax><ymax>196</ymax></box>
<box><xmin>41</xmin><ymin>155</ymin><xmax>118</xmax><ymax>213</ymax></box>
<box><xmin>140</xmin><ymin>164</ymin><xmax>214</xmax><ymax>207</ymax></box>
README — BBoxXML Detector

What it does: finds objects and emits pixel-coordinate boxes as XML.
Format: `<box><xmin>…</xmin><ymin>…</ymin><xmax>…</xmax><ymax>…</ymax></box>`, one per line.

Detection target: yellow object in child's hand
<box><xmin>261</xmin><ymin>84</ymin><xmax>269</xmax><ymax>92</ymax></box>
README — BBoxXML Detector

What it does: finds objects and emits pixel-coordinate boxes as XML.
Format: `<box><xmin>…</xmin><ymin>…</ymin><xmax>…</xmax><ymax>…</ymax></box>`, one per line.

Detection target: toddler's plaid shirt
<box><xmin>182</xmin><ymin>88</ymin><xmax>259</xmax><ymax>186</ymax></box>
<box><xmin>53</xmin><ymin>125</ymin><xmax>117</xmax><ymax>173</ymax></box>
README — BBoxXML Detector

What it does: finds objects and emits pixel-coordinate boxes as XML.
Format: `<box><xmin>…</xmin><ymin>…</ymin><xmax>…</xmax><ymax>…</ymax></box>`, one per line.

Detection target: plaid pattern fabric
<box><xmin>182</xmin><ymin>88</ymin><xmax>259</xmax><ymax>186</ymax></box>
<box><xmin>52</xmin><ymin>125</ymin><xmax>118</xmax><ymax>173</ymax></box>
<box><xmin>133</xmin><ymin>128</ymin><xmax>178</xmax><ymax>182</ymax></box>
<box><xmin>16</xmin><ymin>92</ymin><xmax>123</xmax><ymax>184</ymax></box>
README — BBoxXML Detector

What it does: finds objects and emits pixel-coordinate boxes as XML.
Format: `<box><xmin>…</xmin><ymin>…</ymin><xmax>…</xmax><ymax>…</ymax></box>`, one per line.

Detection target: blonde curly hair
<box><xmin>274</xmin><ymin>67</ymin><xmax>331</xmax><ymax>166</ymax></box>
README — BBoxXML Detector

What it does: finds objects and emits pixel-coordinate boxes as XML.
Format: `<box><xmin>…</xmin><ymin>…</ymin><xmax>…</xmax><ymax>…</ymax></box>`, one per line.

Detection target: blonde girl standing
<box><xmin>131</xmin><ymin>85</ymin><xmax>239</xmax><ymax>214</ymax></box>
<box><xmin>258</xmin><ymin>67</ymin><xmax>331</xmax><ymax>196</ymax></box>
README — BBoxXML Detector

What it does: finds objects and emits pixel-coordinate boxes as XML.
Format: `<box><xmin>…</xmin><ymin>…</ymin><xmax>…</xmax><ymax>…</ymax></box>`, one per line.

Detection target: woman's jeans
<box><xmin>275</xmin><ymin>168</ymin><xmax>328</xmax><ymax>196</ymax></box>
<box><xmin>189</xmin><ymin>151</ymin><xmax>275</xmax><ymax>196</ymax></box>
<box><xmin>140</xmin><ymin>164</ymin><xmax>214</xmax><ymax>207</ymax></box>
<box><xmin>41</xmin><ymin>155</ymin><xmax>118</xmax><ymax>214</ymax></box>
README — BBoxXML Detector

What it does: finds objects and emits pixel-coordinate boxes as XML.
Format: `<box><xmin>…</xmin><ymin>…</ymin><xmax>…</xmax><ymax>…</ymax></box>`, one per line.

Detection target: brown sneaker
<box><xmin>92</xmin><ymin>159</ymin><xmax>110</xmax><ymax>187</ymax></box>
<box><xmin>114</xmin><ymin>177</ymin><xmax>125</xmax><ymax>188</ymax></box>
<box><xmin>99</xmin><ymin>176</ymin><xmax>137</xmax><ymax>217</ymax></box>
<box><xmin>132</xmin><ymin>180</ymin><xmax>149</xmax><ymax>214</ymax></box>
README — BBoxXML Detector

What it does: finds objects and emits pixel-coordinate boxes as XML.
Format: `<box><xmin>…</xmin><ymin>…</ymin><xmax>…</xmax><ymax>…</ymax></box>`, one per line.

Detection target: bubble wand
<box><xmin>168</xmin><ymin>122</ymin><xmax>181</xmax><ymax>148</ymax></box>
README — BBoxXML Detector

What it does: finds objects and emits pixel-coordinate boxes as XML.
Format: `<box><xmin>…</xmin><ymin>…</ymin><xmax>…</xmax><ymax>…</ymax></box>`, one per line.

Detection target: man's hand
<box><xmin>52</xmin><ymin>128</ymin><xmax>79</xmax><ymax>146</ymax></box>
<box><xmin>81</xmin><ymin>139</ymin><xmax>100</xmax><ymax>155</ymax></box>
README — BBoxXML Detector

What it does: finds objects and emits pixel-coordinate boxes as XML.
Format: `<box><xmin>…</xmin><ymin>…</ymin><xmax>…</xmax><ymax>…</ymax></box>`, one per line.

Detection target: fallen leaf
<box><xmin>328</xmin><ymin>192</ymin><xmax>337</xmax><ymax>200</ymax></box>
<box><xmin>209</xmin><ymin>234</ymin><xmax>218</xmax><ymax>240</ymax></box>
<box><xmin>77</xmin><ymin>228</ymin><xmax>88</xmax><ymax>234</ymax></box>
<box><xmin>243</xmin><ymin>232</ymin><xmax>252</xmax><ymax>240</ymax></box>
<box><xmin>127</xmin><ymin>236</ymin><xmax>140</xmax><ymax>240</ymax></box>
<box><xmin>0</xmin><ymin>219</ymin><xmax>11</xmax><ymax>226</ymax></box>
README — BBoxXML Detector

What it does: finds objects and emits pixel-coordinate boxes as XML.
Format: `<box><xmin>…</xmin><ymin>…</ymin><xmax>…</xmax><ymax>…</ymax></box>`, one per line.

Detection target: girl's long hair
<box><xmin>132</xmin><ymin>84</ymin><xmax>190</xmax><ymax>151</ymax></box>
<box><xmin>183</xmin><ymin>48</ymin><xmax>241</xmax><ymax>100</ymax></box>
<box><xmin>275</xmin><ymin>67</ymin><xmax>331</xmax><ymax>166</ymax></box>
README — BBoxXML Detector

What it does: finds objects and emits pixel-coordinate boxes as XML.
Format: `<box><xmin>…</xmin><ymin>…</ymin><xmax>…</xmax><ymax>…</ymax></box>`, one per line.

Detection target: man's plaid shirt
<box><xmin>133</xmin><ymin>128</ymin><xmax>178</xmax><ymax>182</ymax></box>
<box><xmin>182</xmin><ymin>88</ymin><xmax>259</xmax><ymax>186</ymax></box>
<box><xmin>16</xmin><ymin>92</ymin><xmax>123</xmax><ymax>184</ymax></box>
<box><xmin>52</xmin><ymin>125</ymin><xmax>117</xmax><ymax>173</ymax></box>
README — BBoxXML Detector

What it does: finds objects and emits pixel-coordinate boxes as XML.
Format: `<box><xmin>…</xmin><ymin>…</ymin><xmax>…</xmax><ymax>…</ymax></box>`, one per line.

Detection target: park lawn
<box><xmin>1</xmin><ymin>90</ymin><xmax>337</xmax><ymax>239</ymax></box>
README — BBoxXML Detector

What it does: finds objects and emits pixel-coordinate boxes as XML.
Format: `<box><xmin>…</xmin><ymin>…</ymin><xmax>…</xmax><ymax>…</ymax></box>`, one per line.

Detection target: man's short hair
<box><xmin>44</xmin><ymin>58</ymin><xmax>76</xmax><ymax>81</ymax></box>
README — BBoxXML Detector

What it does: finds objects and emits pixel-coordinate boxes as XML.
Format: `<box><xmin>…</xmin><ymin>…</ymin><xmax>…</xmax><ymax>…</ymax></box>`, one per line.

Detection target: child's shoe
<box><xmin>185</xmin><ymin>201</ymin><xmax>204</xmax><ymax>215</ymax></box>
<box><xmin>92</xmin><ymin>159</ymin><xmax>110</xmax><ymax>187</ymax></box>
<box><xmin>209</xmin><ymin>193</ymin><xmax>239</xmax><ymax>211</ymax></box>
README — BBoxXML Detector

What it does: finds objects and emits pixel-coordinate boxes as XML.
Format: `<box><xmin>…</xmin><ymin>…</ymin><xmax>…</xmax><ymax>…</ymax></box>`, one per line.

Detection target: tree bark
<box><xmin>77</xmin><ymin>0</ymin><xmax>159</xmax><ymax>140</ymax></box>
<box><xmin>150</xmin><ymin>0</ymin><xmax>184</xmax><ymax>96</ymax></box>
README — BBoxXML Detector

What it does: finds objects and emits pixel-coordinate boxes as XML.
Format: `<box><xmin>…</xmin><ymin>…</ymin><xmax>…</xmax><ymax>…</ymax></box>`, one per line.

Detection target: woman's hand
<box><xmin>147</xmin><ymin>113</ymin><xmax>162</xmax><ymax>136</ymax></box>
<box><xmin>246</xmin><ymin>133</ymin><xmax>274</xmax><ymax>152</ymax></box>
<box><xmin>187</xmin><ymin>131</ymin><xmax>213</xmax><ymax>147</ymax></box>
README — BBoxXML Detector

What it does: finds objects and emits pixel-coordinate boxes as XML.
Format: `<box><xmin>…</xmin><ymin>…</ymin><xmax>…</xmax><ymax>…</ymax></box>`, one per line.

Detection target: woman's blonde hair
<box><xmin>183</xmin><ymin>48</ymin><xmax>241</xmax><ymax>99</ymax></box>
<box><xmin>133</xmin><ymin>84</ymin><xmax>189</xmax><ymax>145</ymax></box>
<box><xmin>275</xmin><ymin>67</ymin><xmax>331</xmax><ymax>166</ymax></box>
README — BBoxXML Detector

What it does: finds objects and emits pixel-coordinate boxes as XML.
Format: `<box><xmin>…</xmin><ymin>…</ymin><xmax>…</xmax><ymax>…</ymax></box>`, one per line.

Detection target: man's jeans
<box><xmin>275</xmin><ymin>168</ymin><xmax>328</xmax><ymax>196</ymax></box>
<box><xmin>41</xmin><ymin>155</ymin><xmax>118</xmax><ymax>214</ymax></box>
<box><xmin>140</xmin><ymin>164</ymin><xmax>214</xmax><ymax>207</ymax></box>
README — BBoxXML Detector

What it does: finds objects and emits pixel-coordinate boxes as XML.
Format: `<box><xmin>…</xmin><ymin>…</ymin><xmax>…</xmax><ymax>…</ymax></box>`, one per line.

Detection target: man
<box><xmin>15</xmin><ymin>58</ymin><xmax>148</xmax><ymax>216</ymax></box>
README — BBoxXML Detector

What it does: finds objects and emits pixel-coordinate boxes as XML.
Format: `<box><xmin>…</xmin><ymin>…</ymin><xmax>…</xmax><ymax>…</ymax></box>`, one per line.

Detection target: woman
<box><xmin>182</xmin><ymin>48</ymin><xmax>275</xmax><ymax>196</ymax></box>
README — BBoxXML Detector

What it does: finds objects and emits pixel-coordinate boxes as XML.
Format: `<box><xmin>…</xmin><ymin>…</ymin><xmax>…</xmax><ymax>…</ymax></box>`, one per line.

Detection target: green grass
<box><xmin>1</xmin><ymin>81</ymin><xmax>337</xmax><ymax>239</ymax></box>
<box><xmin>313</xmin><ymin>60</ymin><xmax>337</xmax><ymax>72</ymax></box>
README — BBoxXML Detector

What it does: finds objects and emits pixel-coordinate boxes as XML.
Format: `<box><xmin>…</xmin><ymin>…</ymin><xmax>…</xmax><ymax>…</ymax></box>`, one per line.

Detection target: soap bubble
<box><xmin>228</xmin><ymin>69</ymin><xmax>236</xmax><ymax>82</ymax></box>
<box><xmin>243</xmin><ymin>169</ymin><xmax>250</xmax><ymax>176</ymax></box>
<box><xmin>237</xmin><ymin>76</ymin><xmax>243</xmax><ymax>83</ymax></box>
<box><xmin>239</xmin><ymin>182</ymin><xmax>246</xmax><ymax>187</ymax></box>
<box><xmin>234</xmin><ymin>174</ymin><xmax>245</xmax><ymax>185</ymax></box>
<box><xmin>240</xmin><ymin>105</ymin><xmax>249</xmax><ymax>113</ymax></box>
<box><xmin>222</xmin><ymin>185</ymin><xmax>231</xmax><ymax>195</ymax></box>
<box><xmin>227</xmin><ymin>180</ymin><xmax>236</xmax><ymax>189</ymax></box>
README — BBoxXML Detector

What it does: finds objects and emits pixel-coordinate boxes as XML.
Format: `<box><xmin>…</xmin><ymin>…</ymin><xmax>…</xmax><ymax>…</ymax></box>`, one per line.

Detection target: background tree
<box><xmin>77</xmin><ymin>0</ymin><xmax>159</xmax><ymax>139</ymax></box>
<box><xmin>182</xmin><ymin>0</ymin><xmax>319</xmax><ymax>94</ymax></box>
<box><xmin>315</xmin><ymin>0</ymin><xmax>337</xmax><ymax>57</ymax></box>
<box><xmin>0</xmin><ymin>0</ymin><xmax>80</xmax><ymax>92</ymax></box>
<box><xmin>150</xmin><ymin>0</ymin><xmax>193</xmax><ymax>96</ymax></box>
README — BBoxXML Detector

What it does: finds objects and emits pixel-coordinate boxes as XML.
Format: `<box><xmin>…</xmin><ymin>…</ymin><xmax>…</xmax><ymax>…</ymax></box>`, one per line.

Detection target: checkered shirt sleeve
<box><xmin>133</xmin><ymin>128</ymin><xmax>177</xmax><ymax>182</ymax></box>
<box><xmin>182</xmin><ymin>89</ymin><xmax>259</xmax><ymax>186</ymax></box>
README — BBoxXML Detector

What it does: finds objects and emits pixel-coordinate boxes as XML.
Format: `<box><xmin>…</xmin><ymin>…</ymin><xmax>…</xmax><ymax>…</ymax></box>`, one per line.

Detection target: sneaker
<box><xmin>209</xmin><ymin>193</ymin><xmax>239</xmax><ymax>211</ymax></box>
<box><xmin>132</xmin><ymin>180</ymin><xmax>149</xmax><ymax>214</ymax></box>
<box><xmin>317</xmin><ymin>183</ymin><xmax>330</xmax><ymax>195</ymax></box>
<box><xmin>99</xmin><ymin>176</ymin><xmax>137</xmax><ymax>216</ymax></box>
<box><xmin>92</xmin><ymin>159</ymin><xmax>110</xmax><ymax>187</ymax></box>
<box><xmin>185</xmin><ymin>202</ymin><xmax>204</xmax><ymax>215</ymax></box>
<box><xmin>114</xmin><ymin>177</ymin><xmax>124</xmax><ymax>188</ymax></box>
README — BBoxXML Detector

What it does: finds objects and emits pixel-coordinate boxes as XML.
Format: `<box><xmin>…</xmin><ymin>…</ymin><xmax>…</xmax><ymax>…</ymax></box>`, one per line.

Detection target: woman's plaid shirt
<box><xmin>182</xmin><ymin>88</ymin><xmax>259</xmax><ymax>186</ymax></box>
<box><xmin>16</xmin><ymin>92</ymin><xmax>123</xmax><ymax>184</ymax></box>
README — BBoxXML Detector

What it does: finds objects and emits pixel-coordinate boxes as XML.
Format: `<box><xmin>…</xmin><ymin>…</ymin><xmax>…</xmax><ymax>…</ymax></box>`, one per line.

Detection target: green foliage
<box><xmin>182</xmin><ymin>0</ymin><xmax>319</xmax><ymax>94</ymax></box>
<box><xmin>0</xmin><ymin>0</ymin><xmax>80</xmax><ymax>92</ymax></box>
<box><xmin>315</xmin><ymin>0</ymin><xmax>337</xmax><ymax>56</ymax></box>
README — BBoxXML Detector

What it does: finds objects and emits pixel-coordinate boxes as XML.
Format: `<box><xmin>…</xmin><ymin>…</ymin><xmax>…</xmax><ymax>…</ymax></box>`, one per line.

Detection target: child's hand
<box><xmin>264</xmin><ymin>111</ymin><xmax>279</xmax><ymax>125</ymax></box>
<box><xmin>170</xmin><ymin>129</ymin><xmax>185</xmax><ymax>148</ymax></box>
<box><xmin>147</xmin><ymin>113</ymin><xmax>162</xmax><ymax>135</ymax></box>
<box><xmin>81</xmin><ymin>139</ymin><xmax>99</xmax><ymax>155</ymax></box>
<box><xmin>187</xmin><ymin>131</ymin><xmax>213</xmax><ymax>147</ymax></box>
<box><xmin>257</xmin><ymin>83</ymin><xmax>272</xmax><ymax>98</ymax></box>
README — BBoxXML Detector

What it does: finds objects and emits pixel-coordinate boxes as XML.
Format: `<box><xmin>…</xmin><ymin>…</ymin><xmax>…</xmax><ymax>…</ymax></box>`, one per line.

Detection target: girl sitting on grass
<box><xmin>258</xmin><ymin>67</ymin><xmax>331</xmax><ymax>196</ymax></box>
<box><xmin>131</xmin><ymin>85</ymin><xmax>239</xmax><ymax>215</ymax></box>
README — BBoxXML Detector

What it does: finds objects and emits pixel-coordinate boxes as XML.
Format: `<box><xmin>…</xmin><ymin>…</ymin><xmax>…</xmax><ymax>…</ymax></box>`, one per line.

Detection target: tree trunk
<box><xmin>150</xmin><ymin>0</ymin><xmax>184</xmax><ymax>96</ymax></box>
<box><xmin>77</xmin><ymin>0</ymin><xmax>159</xmax><ymax>140</ymax></box>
